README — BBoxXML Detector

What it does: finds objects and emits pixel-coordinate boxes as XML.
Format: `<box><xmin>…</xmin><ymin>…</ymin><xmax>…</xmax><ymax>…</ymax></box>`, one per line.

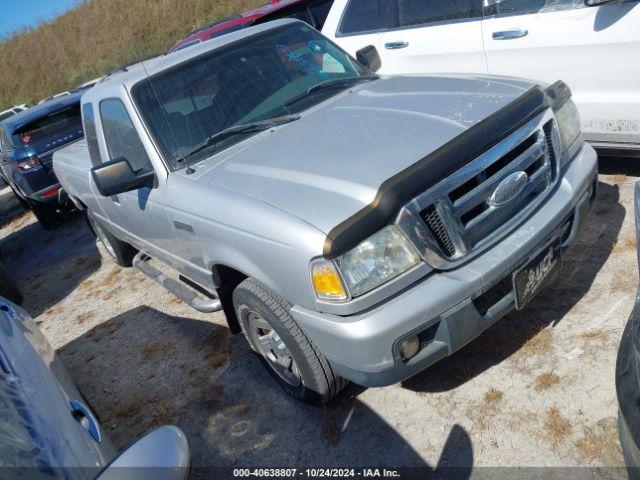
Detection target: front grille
<box><xmin>398</xmin><ymin>109</ymin><xmax>560</xmax><ymax>268</ymax></box>
<box><xmin>421</xmin><ymin>206</ymin><xmax>456</xmax><ymax>257</ymax></box>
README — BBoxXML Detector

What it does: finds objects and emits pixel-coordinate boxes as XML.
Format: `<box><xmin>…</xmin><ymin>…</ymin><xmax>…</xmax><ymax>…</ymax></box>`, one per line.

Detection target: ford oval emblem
<box><xmin>489</xmin><ymin>171</ymin><xmax>529</xmax><ymax>207</ymax></box>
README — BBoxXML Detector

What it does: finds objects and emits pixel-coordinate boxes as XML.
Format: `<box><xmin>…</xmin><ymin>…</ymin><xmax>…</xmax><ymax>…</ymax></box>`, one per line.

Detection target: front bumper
<box><xmin>291</xmin><ymin>143</ymin><xmax>598</xmax><ymax>387</ymax></box>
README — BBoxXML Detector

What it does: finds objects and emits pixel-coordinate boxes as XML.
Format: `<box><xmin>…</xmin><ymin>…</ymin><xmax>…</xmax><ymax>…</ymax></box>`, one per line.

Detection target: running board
<box><xmin>132</xmin><ymin>252</ymin><xmax>222</xmax><ymax>313</ymax></box>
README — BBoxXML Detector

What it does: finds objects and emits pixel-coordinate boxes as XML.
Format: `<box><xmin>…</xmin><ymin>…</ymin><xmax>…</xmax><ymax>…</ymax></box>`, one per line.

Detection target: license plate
<box><xmin>513</xmin><ymin>237</ymin><xmax>562</xmax><ymax>310</ymax></box>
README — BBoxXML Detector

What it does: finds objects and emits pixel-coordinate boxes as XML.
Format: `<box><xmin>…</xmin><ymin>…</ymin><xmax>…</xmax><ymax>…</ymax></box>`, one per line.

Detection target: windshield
<box><xmin>133</xmin><ymin>23</ymin><xmax>369</xmax><ymax>168</ymax></box>
<box><xmin>12</xmin><ymin>104</ymin><xmax>82</xmax><ymax>147</ymax></box>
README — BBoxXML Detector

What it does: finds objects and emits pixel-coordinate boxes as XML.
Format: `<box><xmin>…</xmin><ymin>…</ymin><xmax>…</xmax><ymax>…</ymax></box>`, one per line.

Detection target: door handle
<box><xmin>492</xmin><ymin>29</ymin><xmax>528</xmax><ymax>40</ymax></box>
<box><xmin>70</xmin><ymin>400</ymin><xmax>102</xmax><ymax>443</ymax></box>
<box><xmin>385</xmin><ymin>41</ymin><xmax>409</xmax><ymax>50</ymax></box>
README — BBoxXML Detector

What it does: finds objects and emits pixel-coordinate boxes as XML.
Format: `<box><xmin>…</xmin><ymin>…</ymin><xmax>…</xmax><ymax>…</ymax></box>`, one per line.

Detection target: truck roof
<box><xmin>82</xmin><ymin>19</ymin><xmax>299</xmax><ymax>103</ymax></box>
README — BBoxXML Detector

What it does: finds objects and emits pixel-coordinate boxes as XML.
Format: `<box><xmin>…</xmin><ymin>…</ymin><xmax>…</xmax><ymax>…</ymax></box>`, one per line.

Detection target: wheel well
<box><xmin>213</xmin><ymin>265</ymin><xmax>247</xmax><ymax>335</ymax></box>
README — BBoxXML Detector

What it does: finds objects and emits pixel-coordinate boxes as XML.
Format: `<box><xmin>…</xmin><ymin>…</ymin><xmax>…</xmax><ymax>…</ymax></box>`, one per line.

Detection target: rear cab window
<box><xmin>98</xmin><ymin>98</ymin><xmax>152</xmax><ymax>172</ymax></box>
<box><xmin>81</xmin><ymin>103</ymin><xmax>102</xmax><ymax>166</ymax></box>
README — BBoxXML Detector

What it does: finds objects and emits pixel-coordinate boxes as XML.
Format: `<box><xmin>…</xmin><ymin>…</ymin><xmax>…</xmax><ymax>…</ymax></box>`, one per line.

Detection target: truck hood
<box><xmin>194</xmin><ymin>75</ymin><xmax>537</xmax><ymax>234</ymax></box>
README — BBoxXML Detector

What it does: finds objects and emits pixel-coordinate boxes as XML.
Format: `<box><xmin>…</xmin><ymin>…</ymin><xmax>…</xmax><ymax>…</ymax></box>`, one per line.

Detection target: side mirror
<box><xmin>91</xmin><ymin>156</ymin><xmax>155</xmax><ymax>197</ymax></box>
<box><xmin>95</xmin><ymin>426</ymin><xmax>190</xmax><ymax>480</ymax></box>
<box><xmin>356</xmin><ymin>45</ymin><xmax>382</xmax><ymax>73</ymax></box>
<box><xmin>584</xmin><ymin>0</ymin><xmax>616</xmax><ymax>5</ymax></box>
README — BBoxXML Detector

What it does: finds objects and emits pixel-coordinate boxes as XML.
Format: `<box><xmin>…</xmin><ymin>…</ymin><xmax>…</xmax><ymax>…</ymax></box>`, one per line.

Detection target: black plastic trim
<box><xmin>323</xmin><ymin>81</ymin><xmax>572</xmax><ymax>259</ymax></box>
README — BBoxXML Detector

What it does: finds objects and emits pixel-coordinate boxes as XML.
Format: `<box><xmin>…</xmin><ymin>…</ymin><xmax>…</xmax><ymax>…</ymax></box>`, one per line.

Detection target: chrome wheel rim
<box><xmin>93</xmin><ymin>221</ymin><xmax>116</xmax><ymax>259</ymax></box>
<box><xmin>245</xmin><ymin>310</ymin><xmax>301</xmax><ymax>387</ymax></box>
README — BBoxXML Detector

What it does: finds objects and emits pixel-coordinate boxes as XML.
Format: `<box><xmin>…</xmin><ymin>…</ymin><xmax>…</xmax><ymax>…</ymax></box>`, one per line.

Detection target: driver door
<box><xmin>93</xmin><ymin>98</ymin><xmax>182</xmax><ymax>267</ymax></box>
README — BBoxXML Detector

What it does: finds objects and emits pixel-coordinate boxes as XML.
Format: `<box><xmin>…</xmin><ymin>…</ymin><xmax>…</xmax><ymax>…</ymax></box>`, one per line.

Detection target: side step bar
<box><xmin>132</xmin><ymin>252</ymin><xmax>222</xmax><ymax>313</ymax></box>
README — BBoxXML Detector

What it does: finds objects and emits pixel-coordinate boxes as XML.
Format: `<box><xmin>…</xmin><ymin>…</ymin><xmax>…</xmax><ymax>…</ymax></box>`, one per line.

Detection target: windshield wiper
<box><xmin>181</xmin><ymin>114</ymin><xmax>301</xmax><ymax>161</ymax></box>
<box><xmin>284</xmin><ymin>74</ymin><xmax>379</xmax><ymax>108</ymax></box>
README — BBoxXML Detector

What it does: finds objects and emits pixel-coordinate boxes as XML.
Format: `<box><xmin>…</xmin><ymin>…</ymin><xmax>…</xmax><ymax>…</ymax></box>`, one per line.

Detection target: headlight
<box><xmin>311</xmin><ymin>226</ymin><xmax>421</xmax><ymax>302</ymax></box>
<box><xmin>555</xmin><ymin>99</ymin><xmax>581</xmax><ymax>154</ymax></box>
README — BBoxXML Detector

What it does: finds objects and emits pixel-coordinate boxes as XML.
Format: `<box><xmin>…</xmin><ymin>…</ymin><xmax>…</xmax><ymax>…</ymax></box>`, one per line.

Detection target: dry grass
<box><xmin>483</xmin><ymin>388</ymin><xmax>504</xmax><ymax>406</ymax></box>
<box><xmin>102</xmin><ymin>266</ymin><xmax>122</xmax><ymax>285</ymax></box>
<box><xmin>610</xmin><ymin>272</ymin><xmax>637</xmax><ymax>294</ymax></box>
<box><xmin>74</xmin><ymin>310</ymin><xmax>94</xmax><ymax>325</ymax></box>
<box><xmin>203</xmin><ymin>346</ymin><xmax>231</xmax><ymax>369</ymax></box>
<box><xmin>609</xmin><ymin>174</ymin><xmax>627</xmax><ymax>186</ymax></box>
<box><xmin>534</xmin><ymin>372</ymin><xmax>560</xmax><ymax>391</ymax></box>
<box><xmin>576</xmin><ymin>328</ymin><xmax>619</xmax><ymax>347</ymax></box>
<box><xmin>142</xmin><ymin>340</ymin><xmax>175</xmax><ymax>361</ymax></box>
<box><xmin>114</xmin><ymin>395</ymin><xmax>148</xmax><ymax>420</ymax></box>
<box><xmin>0</xmin><ymin>0</ymin><xmax>263</xmax><ymax>108</ymax></box>
<box><xmin>574</xmin><ymin>418</ymin><xmax>622</xmax><ymax>464</ymax></box>
<box><xmin>542</xmin><ymin>408</ymin><xmax>572</xmax><ymax>446</ymax></box>
<box><xmin>520</xmin><ymin>328</ymin><xmax>554</xmax><ymax>358</ymax></box>
<box><xmin>575</xmin><ymin>427</ymin><xmax>602</xmax><ymax>461</ymax></box>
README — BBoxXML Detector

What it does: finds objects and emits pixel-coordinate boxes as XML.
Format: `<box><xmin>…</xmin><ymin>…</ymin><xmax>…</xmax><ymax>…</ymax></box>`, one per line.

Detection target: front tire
<box><xmin>86</xmin><ymin>211</ymin><xmax>136</xmax><ymax>267</ymax></box>
<box><xmin>233</xmin><ymin>278</ymin><xmax>347</xmax><ymax>405</ymax></box>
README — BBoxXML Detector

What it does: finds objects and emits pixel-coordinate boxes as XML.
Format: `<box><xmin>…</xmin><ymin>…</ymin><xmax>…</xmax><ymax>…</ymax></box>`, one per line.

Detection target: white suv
<box><xmin>321</xmin><ymin>0</ymin><xmax>640</xmax><ymax>155</ymax></box>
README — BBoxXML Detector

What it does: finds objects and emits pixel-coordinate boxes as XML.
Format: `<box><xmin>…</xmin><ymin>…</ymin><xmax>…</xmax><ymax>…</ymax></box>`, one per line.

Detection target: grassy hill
<box><xmin>0</xmin><ymin>0</ymin><xmax>262</xmax><ymax>110</ymax></box>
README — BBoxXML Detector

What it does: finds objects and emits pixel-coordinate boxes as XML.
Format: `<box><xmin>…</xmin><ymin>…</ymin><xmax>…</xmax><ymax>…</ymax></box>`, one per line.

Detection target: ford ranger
<box><xmin>53</xmin><ymin>20</ymin><xmax>598</xmax><ymax>405</ymax></box>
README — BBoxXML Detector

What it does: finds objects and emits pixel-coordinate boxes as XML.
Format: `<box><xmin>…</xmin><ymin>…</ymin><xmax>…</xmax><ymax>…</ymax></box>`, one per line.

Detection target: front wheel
<box><xmin>233</xmin><ymin>278</ymin><xmax>347</xmax><ymax>405</ymax></box>
<box><xmin>86</xmin><ymin>211</ymin><xmax>136</xmax><ymax>267</ymax></box>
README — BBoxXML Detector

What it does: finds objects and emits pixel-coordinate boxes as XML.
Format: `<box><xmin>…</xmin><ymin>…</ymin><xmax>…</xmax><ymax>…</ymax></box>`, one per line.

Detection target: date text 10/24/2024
<box><xmin>233</xmin><ymin>469</ymin><xmax>401</xmax><ymax>478</ymax></box>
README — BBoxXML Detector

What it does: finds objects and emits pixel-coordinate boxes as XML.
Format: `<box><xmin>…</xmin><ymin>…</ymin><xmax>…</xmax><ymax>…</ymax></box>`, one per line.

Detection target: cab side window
<box><xmin>485</xmin><ymin>0</ymin><xmax>582</xmax><ymax>16</ymax></box>
<box><xmin>82</xmin><ymin>103</ymin><xmax>102</xmax><ymax>166</ymax></box>
<box><xmin>398</xmin><ymin>0</ymin><xmax>482</xmax><ymax>27</ymax></box>
<box><xmin>339</xmin><ymin>0</ymin><xmax>399</xmax><ymax>35</ymax></box>
<box><xmin>99</xmin><ymin>99</ymin><xmax>152</xmax><ymax>172</ymax></box>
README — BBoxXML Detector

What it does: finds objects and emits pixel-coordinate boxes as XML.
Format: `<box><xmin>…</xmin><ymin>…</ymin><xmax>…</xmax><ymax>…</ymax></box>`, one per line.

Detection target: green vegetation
<box><xmin>0</xmin><ymin>0</ymin><xmax>263</xmax><ymax>109</ymax></box>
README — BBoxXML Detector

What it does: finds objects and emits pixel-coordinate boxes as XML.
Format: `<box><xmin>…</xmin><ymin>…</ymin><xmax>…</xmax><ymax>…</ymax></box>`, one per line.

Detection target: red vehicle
<box><xmin>169</xmin><ymin>0</ymin><xmax>334</xmax><ymax>53</ymax></box>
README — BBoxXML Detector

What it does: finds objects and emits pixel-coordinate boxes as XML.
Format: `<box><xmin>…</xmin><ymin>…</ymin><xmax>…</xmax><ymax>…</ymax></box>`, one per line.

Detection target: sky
<box><xmin>0</xmin><ymin>0</ymin><xmax>84</xmax><ymax>39</ymax></box>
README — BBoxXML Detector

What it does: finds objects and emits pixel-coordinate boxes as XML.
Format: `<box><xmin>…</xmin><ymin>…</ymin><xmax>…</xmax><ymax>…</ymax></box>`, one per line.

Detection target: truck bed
<box><xmin>52</xmin><ymin>139</ymin><xmax>94</xmax><ymax>210</ymax></box>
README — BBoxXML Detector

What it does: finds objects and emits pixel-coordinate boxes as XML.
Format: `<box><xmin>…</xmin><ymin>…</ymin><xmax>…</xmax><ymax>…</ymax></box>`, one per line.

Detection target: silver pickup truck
<box><xmin>53</xmin><ymin>19</ymin><xmax>598</xmax><ymax>405</ymax></box>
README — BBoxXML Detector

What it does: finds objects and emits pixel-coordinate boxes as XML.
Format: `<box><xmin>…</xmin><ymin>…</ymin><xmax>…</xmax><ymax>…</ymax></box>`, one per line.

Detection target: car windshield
<box><xmin>133</xmin><ymin>23</ymin><xmax>371</xmax><ymax>168</ymax></box>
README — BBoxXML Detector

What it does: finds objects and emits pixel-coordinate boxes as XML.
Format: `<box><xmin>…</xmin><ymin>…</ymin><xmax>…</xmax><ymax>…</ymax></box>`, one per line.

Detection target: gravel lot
<box><xmin>0</xmin><ymin>156</ymin><xmax>637</xmax><ymax>471</ymax></box>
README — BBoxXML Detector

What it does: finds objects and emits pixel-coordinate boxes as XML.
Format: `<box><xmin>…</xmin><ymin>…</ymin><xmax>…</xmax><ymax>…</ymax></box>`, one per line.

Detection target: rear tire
<box><xmin>86</xmin><ymin>211</ymin><xmax>136</xmax><ymax>267</ymax></box>
<box><xmin>233</xmin><ymin>278</ymin><xmax>347</xmax><ymax>405</ymax></box>
<box><xmin>31</xmin><ymin>201</ymin><xmax>59</xmax><ymax>230</ymax></box>
<box><xmin>0</xmin><ymin>261</ymin><xmax>22</xmax><ymax>305</ymax></box>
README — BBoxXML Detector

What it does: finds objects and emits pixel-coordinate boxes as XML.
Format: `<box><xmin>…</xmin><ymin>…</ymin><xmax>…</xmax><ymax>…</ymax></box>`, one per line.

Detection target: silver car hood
<box><xmin>194</xmin><ymin>75</ymin><xmax>537</xmax><ymax>234</ymax></box>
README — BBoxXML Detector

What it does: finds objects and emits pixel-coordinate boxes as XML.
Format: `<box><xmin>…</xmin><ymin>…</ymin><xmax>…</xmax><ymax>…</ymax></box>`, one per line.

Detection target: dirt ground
<box><xmin>0</xmin><ymin>156</ymin><xmax>637</xmax><ymax>471</ymax></box>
